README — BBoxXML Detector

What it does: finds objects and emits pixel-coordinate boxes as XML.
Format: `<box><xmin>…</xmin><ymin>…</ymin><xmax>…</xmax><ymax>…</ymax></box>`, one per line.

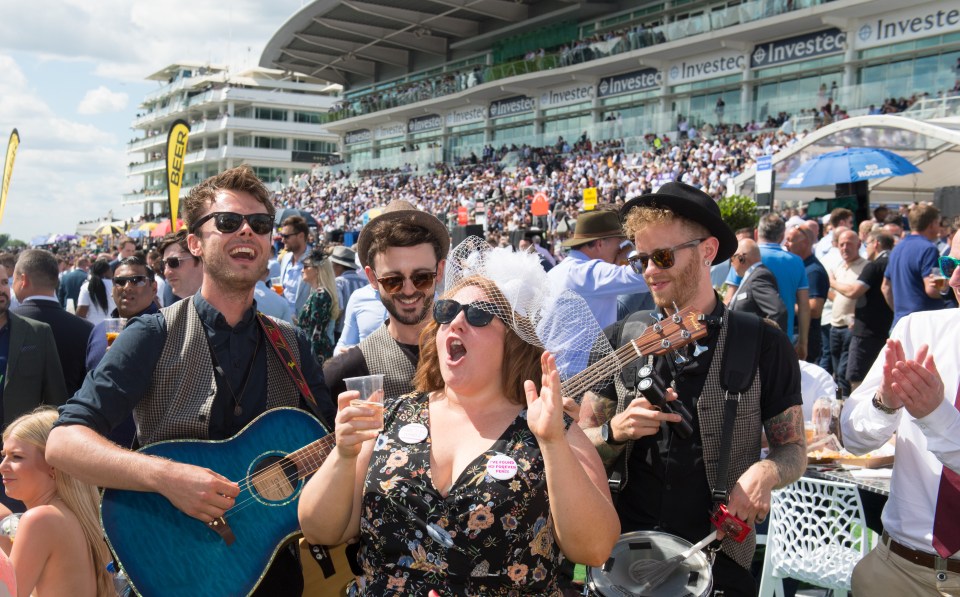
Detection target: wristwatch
<box><xmin>601</xmin><ymin>422</ymin><xmax>626</xmax><ymax>445</ymax></box>
<box><xmin>872</xmin><ymin>392</ymin><xmax>902</xmax><ymax>415</ymax></box>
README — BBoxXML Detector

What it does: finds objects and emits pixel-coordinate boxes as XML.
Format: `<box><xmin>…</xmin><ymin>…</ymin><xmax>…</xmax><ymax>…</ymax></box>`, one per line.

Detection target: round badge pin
<box><xmin>398</xmin><ymin>422</ymin><xmax>428</xmax><ymax>444</ymax></box>
<box><xmin>486</xmin><ymin>454</ymin><xmax>518</xmax><ymax>480</ymax></box>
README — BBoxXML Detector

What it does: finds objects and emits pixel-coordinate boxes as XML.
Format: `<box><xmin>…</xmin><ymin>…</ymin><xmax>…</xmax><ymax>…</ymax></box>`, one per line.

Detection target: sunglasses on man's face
<box><xmin>433</xmin><ymin>299</ymin><xmax>497</xmax><ymax>327</ymax></box>
<box><xmin>628</xmin><ymin>238</ymin><xmax>705</xmax><ymax>273</ymax></box>
<box><xmin>940</xmin><ymin>255</ymin><xmax>960</xmax><ymax>278</ymax></box>
<box><xmin>373</xmin><ymin>269</ymin><xmax>438</xmax><ymax>294</ymax></box>
<box><xmin>190</xmin><ymin>212</ymin><xmax>274</xmax><ymax>235</ymax></box>
<box><xmin>162</xmin><ymin>255</ymin><xmax>196</xmax><ymax>270</ymax></box>
<box><xmin>114</xmin><ymin>275</ymin><xmax>149</xmax><ymax>288</ymax></box>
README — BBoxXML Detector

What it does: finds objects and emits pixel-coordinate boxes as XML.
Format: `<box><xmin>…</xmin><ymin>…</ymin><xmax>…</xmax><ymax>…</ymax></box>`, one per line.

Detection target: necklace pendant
<box><xmin>234</xmin><ymin>404</ymin><xmax>243</xmax><ymax>417</ymax></box>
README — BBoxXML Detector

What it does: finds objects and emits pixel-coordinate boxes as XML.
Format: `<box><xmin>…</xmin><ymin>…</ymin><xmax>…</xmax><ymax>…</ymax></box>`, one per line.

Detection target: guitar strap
<box><xmin>257</xmin><ymin>313</ymin><xmax>338</xmax><ymax>578</ymax></box>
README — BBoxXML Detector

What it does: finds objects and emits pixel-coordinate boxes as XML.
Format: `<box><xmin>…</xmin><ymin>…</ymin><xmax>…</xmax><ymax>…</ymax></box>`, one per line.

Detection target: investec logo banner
<box><xmin>375</xmin><ymin>123</ymin><xmax>406</xmax><ymax>141</ymax></box>
<box><xmin>751</xmin><ymin>28</ymin><xmax>846</xmax><ymax>68</ymax></box>
<box><xmin>445</xmin><ymin>106</ymin><xmax>486</xmax><ymax>127</ymax></box>
<box><xmin>854</xmin><ymin>2</ymin><xmax>960</xmax><ymax>49</ymax></box>
<box><xmin>408</xmin><ymin>114</ymin><xmax>442</xmax><ymax>134</ymax></box>
<box><xmin>667</xmin><ymin>50</ymin><xmax>746</xmax><ymax>86</ymax></box>
<box><xmin>489</xmin><ymin>95</ymin><xmax>535</xmax><ymax>119</ymax></box>
<box><xmin>597</xmin><ymin>68</ymin><xmax>661</xmax><ymax>98</ymax></box>
<box><xmin>539</xmin><ymin>83</ymin><xmax>594</xmax><ymax>109</ymax></box>
<box><xmin>344</xmin><ymin>129</ymin><xmax>371</xmax><ymax>145</ymax></box>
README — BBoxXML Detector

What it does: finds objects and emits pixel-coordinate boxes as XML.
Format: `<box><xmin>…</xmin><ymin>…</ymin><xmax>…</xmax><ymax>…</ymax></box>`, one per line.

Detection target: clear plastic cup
<box><xmin>344</xmin><ymin>374</ymin><xmax>385</xmax><ymax>431</ymax></box>
<box><xmin>104</xmin><ymin>318</ymin><xmax>127</xmax><ymax>348</ymax></box>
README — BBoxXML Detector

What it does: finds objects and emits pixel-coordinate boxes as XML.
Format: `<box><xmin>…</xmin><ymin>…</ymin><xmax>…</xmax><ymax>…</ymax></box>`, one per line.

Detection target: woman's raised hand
<box><xmin>524</xmin><ymin>352</ymin><xmax>566</xmax><ymax>444</ymax></box>
<box><xmin>334</xmin><ymin>390</ymin><xmax>381</xmax><ymax>459</ymax></box>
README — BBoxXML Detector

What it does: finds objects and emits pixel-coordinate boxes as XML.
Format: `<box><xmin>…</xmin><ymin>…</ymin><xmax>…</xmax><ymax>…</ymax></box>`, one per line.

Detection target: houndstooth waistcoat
<box><xmin>133</xmin><ymin>298</ymin><xmax>302</xmax><ymax>446</ymax></box>
<box><xmin>357</xmin><ymin>324</ymin><xmax>417</xmax><ymax>400</ymax></box>
<box><xmin>616</xmin><ymin>312</ymin><xmax>762</xmax><ymax>569</ymax></box>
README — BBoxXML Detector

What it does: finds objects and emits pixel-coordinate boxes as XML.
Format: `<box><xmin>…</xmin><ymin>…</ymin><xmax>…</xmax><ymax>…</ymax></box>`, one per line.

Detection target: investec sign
<box><xmin>489</xmin><ymin>95</ymin><xmax>535</xmax><ymax>119</ymax></box>
<box><xmin>446</xmin><ymin>106</ymin><xmax>486</xmax><ymax>127</ymax></box>
<box><xmin>854</xmin><ymin>1</ymin><xmax>960</xmax><ymax>49</ymax></box>
<box><xmin>750</xmin><ymin>28</ymin><xmax>846</xmax><ymax>69</ymax></box>
<box><xmin>375</xmin><ymin>123</ymin><xmax>406</xmax><ymax>141</ymax></box>
<box><xmin>667</xmin><ymin>49</ymin><xmax>746</xmax><ymax>86</ymax></box>
<box><xmin>538</xmin><ymin>83</ymin><xmax>594</xmax><ymax>109</ymax></box>
<box><xmin>597</xmin><ymin>68</ymin><xmax>661</xmax><ymax>98</ymax></box>
<box><xmin>408</xmin><ymin>114</ymin><xmax>442</xmax><ymax>134</ymax></box>
<box><xmin>344</xmin><ymin>129</ymin><xmax>371</xmax><ymax>145</ymax></box>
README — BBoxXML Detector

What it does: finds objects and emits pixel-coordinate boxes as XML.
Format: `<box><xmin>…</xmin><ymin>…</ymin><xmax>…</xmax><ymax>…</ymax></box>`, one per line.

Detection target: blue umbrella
<box><xmin>782</xmin><ymin>147</ymin><xmax>920</xmax><ymax>188</ymax></box>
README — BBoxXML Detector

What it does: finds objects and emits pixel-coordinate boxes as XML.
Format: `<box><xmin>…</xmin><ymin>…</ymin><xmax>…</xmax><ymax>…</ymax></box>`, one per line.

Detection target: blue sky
<box><xmin>0</xmin><ymin>0</ymin><xmax>305</xmax><ymax>243</ymax></box>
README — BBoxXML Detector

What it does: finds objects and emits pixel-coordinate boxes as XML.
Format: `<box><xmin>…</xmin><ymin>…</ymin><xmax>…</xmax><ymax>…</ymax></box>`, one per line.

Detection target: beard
<box><xmin>382</xmin><ymin>291</ymin><xmax>434</xmax><ymax>326</ymax></box>
<box><xmin>648</xmin><ymin>254</ymin><xmax>702</xmax><ymax>310</ymax></box>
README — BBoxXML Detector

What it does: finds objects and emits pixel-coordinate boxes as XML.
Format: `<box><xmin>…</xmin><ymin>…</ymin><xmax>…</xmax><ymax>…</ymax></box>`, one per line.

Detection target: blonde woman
<box><xmin>0</xmin><ymin>408</ymin><xmax>112</xmax><ymax>597</ymax></box>
<box><xmin>297</xmin><ymin>248</ymin><xmax>341</xmax><ymax>364</ymax></box>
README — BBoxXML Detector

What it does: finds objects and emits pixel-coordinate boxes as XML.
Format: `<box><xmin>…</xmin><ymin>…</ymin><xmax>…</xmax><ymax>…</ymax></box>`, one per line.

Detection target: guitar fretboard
<box><xmin>286</xmin><ymin>435</ymin><xmax>336</xmax><ymax>478</ymax></box>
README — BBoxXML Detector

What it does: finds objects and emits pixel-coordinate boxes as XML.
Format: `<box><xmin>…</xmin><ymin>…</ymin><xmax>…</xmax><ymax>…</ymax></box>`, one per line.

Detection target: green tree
<box><xmin>718</xmin><ymin>194</ymin><xmax>759</xmax><ymax>232</ymax></box>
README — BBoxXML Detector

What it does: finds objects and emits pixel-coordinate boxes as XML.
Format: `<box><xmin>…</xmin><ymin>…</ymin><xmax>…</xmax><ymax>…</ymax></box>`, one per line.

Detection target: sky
<box><xmin>0</xmin><ymin>0</ymin><xmax>308</xmax><ymax>243</ymax></box>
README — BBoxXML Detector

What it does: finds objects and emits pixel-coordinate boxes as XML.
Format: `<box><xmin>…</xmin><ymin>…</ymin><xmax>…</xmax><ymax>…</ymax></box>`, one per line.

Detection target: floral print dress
<box><xmin>351</xmin><ymin>392</ymin><xmax>571</xmax><ymax>596</ymax></box>
<box><xmin>296</xmin><ymin>288</ymin><xmax>334</xmax><ymax>363</ymax></box>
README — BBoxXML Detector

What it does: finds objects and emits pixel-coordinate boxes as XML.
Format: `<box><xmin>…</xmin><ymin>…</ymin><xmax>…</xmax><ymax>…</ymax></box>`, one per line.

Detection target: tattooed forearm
<box><xmin>580</xmin><ymin>391</ymin><xmax>625</xmax><ymax>468</ymax></box>
<box><xmin>763</xmin><ymin>405</ymin><xmax>806</xmax><ymax>488</ymax></box>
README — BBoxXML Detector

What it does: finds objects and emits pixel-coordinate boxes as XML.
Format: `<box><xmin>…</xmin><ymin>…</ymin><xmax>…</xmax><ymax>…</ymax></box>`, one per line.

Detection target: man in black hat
<box><xmin>323</xmin><ymin>200</ymin><xmax>449</xmax><ymax>400</ymax></box>
<box><xmin>547</xmin><ymin>208</ymin><xmax>647</xmax><ymax>328</ymax></box>
<box><xmin>579</xmin><ymin>182</ymin><xmax>806</xmax><ymax>596</ymax></box>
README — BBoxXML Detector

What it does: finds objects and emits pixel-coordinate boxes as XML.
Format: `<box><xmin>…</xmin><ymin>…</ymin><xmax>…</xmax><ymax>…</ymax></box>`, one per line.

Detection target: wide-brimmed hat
<box><xmin>561</xmin><ymin>210</ymin><xmax>625</xmax><ymax>248</ymax></box>
<box><xmin>356</xmin><ymin>200</ymin><xmax>451</xmax><ymax>268</ymax></box>
<box><xmin>329</xmin><ymin>245</ymin><xmax>358</xmax><ymax>270</ymax></box>
<box><xmin>620</xmin><ymin>181</ymin><xmax>736</xmax><ymax>264</ymax></box>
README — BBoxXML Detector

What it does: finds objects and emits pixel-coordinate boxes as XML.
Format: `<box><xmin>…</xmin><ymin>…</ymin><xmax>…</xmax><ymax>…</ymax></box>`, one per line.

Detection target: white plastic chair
<box><xmin>758</xmin><ymin>477</ymin><xmax>870</xmax><ymax>597</ymax></box>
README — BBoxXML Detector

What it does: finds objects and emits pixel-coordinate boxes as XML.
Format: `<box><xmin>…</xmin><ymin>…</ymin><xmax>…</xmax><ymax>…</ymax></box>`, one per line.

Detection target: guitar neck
<box><xmin>287</xmin><ymin>435</ymin><xmax>336</xmax><ymax>478</ymax></box>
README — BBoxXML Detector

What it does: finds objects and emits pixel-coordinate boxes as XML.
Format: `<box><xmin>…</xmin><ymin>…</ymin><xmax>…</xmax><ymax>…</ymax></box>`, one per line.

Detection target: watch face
<box><xmin>601</xmin><ymin>423</ymin><xmax>612</xmax><ymax>443</ymax></box>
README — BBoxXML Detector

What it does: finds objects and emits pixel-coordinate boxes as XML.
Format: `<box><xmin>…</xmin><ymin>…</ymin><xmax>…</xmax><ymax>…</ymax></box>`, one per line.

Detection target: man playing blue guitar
<box><xmin>47</xmin><ymin>166</ymin><xmax>337</xmax><ymax>597</ymax></box>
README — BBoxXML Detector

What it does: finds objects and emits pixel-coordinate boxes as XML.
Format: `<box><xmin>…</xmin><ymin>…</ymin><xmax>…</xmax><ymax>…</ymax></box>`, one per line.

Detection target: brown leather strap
<box><xmin>883</xmin><ymin>532</ymin><xmax>960</xmax><ymax>573</ymax></box>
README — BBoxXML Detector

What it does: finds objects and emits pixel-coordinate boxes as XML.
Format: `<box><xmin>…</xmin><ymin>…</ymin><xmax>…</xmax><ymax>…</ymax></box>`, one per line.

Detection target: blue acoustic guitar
<box><xmin>100</xmin><ymin>407</ymin><xmax>334</xmax><ymax>597</ymax></box>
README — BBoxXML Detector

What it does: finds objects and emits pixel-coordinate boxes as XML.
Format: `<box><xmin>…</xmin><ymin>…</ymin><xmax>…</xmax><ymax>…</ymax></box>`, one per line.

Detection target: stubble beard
<box><xmin>649</xmin><ymin>255</ymin><xmax>701</xmax><ymax>310</ymax></box>
<box><xmin>382</xmin><ymin>291</ymin><xmax>433</xmax><ymax>326</ymax></box>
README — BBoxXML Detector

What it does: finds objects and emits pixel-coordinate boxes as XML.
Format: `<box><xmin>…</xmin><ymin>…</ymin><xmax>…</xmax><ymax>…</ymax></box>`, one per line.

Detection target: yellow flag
<box><xmin>582</xmin><ymin>187</ymin><xmax>598</xmax><ymax>211</ymax></box>
<box><xmin>0</xmin><ymin>129</ymin><xmax>20</xmax><ymax>225</ymax></box>
<box><xmin>166</xmin><ymin>120</ymin><xmax>190</xmax><ymax>230</ymax></box>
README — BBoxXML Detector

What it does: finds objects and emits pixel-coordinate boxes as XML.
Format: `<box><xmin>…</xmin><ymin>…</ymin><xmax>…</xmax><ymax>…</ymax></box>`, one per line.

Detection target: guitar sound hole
<box><xmin>250</xmin><ymin>455</ymin><xmax>299</xmax><ymax>503</ymax></box>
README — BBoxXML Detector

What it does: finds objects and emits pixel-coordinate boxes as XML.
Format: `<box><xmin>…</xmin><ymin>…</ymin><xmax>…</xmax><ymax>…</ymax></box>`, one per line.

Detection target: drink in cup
<box><xmin>104</xmin><ymin>318</ymin><xmax>127</xmax><ymax>348</ymax></box>
<box><xmin>271</xmin><ymin>276</ymin><xmax>284</xmax><ymax>296</ymax></box>
<box><xmin>932</xmin><ymin>267</ymin><xmax>948</xmax><ymax>292</ymax></box>
<box><xmin>344</xmin><ymin>374</ymin><xmax>385</xmax><ymax>431</ymax></box>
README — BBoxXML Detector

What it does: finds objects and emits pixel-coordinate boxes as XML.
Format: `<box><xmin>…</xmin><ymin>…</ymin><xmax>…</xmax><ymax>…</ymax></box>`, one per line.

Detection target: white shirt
<box><xmin>799</xmin><ymin>361</ymin><xmax>837</xmax><ymax>421</ymax></box>
<box><xmin>546</xmin><ymin>249</ymin><xmax>648</xmax><ymax>329</ymax></box>
<box><xmin>841</xmin><ymin>309</ymin><xmax>960</xmax><ymax>557</ymax></box>
<box><xmin>77</xmin><ymin>279</ymin><xmax>116</xmax><ymax>326</ymax></box>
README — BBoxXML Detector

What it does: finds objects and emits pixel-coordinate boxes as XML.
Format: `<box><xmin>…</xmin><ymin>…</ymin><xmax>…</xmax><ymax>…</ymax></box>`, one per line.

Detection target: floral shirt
<box><xmin>296</xmin><ymin>288</ymin><xmax>334</xmax><ymax>363</ymax></box>
<box><xmin>351</xmin><ymin>392</ymin><xmax>570</xmax><ymax>596</ymax></box>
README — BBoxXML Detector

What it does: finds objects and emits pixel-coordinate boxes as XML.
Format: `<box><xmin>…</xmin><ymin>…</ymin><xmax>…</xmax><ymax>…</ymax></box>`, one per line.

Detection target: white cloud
<box><xmin>77</xmin><ymin>86</ymin><xmax>129</xmax><ymax>115</ymax></box>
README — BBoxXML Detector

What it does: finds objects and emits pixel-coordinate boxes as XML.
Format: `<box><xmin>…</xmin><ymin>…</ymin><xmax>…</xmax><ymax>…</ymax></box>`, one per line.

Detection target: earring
<box><xmin>704</xmin><ymin>259</ymin><xmax>711</xmax><ymax>266</ymax></box>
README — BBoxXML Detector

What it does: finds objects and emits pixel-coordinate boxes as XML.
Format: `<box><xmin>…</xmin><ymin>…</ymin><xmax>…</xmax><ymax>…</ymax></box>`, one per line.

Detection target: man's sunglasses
<box><xmin>114</xmin><ymin>275</ymin><xmax>150</xmax><ymax>288</ymax></box>
<box><xmin>162</xmin><ymin>255</ymin><xmax>197</xmax><ymax>270</ymax></box>
<box><xmin>628</xmin><ymin>238</ymin><xmax>705</xmax><ymax>273</ymax></box>
<box><xmin>940</xmin><ymin>255</ymin><xmax>960</xmax><ymax>278</ymax></box>
<box><xmin>280</xmin><ymin>232</ymin><xmax>302</xmax><ymax>240</ymax></box>
<box><xmin>373</xmin><ymin>269</ymin><xmax>438</xmax><ymax>294</ymax></box>
<box><xmin>190</xmin><ymin>212</ymin><xmax>274</xmax><ymax>235</ymax></box>
<box><xmin>433</xmin><ymin>300</ymin><xmax>497</xmax><ymax>327</ymax></box>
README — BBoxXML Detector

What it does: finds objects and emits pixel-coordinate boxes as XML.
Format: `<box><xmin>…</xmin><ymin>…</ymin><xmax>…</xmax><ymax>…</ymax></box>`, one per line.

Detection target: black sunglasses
<box><xmin>433</xmin><ymin>300</ymin><xmax>497</xmax><ymax>327</ymax></box>
<box><xmin>190</xmin><ymin>212</ymin><xmax>274</xmax><ymax>235</ymax></box>
<box><xmin>114</xmin><ymin>275</ymin><xmax>149</xmax><ymax>288</ymax></box>
<box><xmin>628</xmin><ymin>238</ymin><xmax>705</xmax><ymax>273</ymax></box>
<box><xmin>373</xmin><ymin>269</ymin><xmax>438</xmax><ymax>294</ymax></box>
<box><xmin>162</xmin><ymin>255</ymin><xmax>197</xmax><ymax>270</ymax></box>
<box><xmin>940</xmin><ymin>255</ymin><xmax>960</xmax><ymax>278</ymax></box>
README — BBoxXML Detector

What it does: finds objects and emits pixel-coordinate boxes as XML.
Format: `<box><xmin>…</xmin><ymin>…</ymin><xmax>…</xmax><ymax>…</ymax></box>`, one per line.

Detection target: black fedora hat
<box><xmin>356</xmin><ymin>200</ymin><xmax>451</xmax><ymax>268</ymax></box>
<box><xmin>620</xmin><ymin>181</ymin><xmax>736</xmax><ymax>264</ymax></box>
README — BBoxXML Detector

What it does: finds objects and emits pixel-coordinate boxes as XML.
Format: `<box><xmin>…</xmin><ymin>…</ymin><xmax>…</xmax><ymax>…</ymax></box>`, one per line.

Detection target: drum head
<box><xmin>586</xmin><ymin>530</ymin><xmax>713</xmax><ymax>597</ymax></box>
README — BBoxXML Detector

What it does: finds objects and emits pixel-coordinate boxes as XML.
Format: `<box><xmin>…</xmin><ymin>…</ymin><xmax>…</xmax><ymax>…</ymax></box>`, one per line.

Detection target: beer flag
<box><xmin>0</xmin><ymin>129</ymin><xmax>20</xmax><ymax>225</ymax></box>
<box><xmin>165</xmin><ymin>120</ymin><xmax>190</xmax><ymax>229</ymax></box>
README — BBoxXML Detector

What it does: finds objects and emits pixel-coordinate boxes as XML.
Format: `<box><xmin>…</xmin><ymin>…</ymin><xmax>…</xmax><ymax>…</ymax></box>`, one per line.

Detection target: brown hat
<box><xmin>356</xmin><ymin>200</ymin><xmax>451</xmax><ymax>268</ymax></box>
<box><xmin>561</xmin><ymin>210</ymin><xmax>626</xmax><ymax>248</ymax></box>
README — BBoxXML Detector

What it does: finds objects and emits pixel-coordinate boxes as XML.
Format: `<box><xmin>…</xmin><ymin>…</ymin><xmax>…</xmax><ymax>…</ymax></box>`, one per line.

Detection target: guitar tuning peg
<box><xmin>649</xmin><ymin>313</ymin><xmax>663</xmax><ymax>333</ymax></box>
<box><xmin>671</xmin><ymin>302</ymin><xmax>682</xmax><ymax>323</ymax></box>
<box><xmin>673</xmin><ymin>351</ymin><xmax>689</xmax><ymax>366</ymax></box>
<box><xmin>692</xmin><ymin>342</ymin><xmax>708</xmax><ymax>357</ymax></box>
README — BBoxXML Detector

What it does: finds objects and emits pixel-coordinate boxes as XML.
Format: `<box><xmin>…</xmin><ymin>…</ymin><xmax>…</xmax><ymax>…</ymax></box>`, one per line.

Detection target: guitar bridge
<box><xmin>207</xmin><ymin>516</ymin><xmax>236</xmax><ymax>546</ymax></box>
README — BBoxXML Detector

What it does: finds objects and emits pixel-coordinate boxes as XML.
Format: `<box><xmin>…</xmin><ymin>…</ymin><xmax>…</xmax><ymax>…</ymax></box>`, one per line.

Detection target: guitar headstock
<box><xmin>628</xmin><ymin>306</ymin><xmax>708</xmax><ymax>357</ymax></box>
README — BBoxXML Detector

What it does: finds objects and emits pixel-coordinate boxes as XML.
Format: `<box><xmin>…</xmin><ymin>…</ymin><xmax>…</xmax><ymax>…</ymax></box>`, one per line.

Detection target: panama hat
<box><xmin>329</xmin><ymin>246</ymin><xmax>358</xmax><ymax>270</ymax></box>
<box><xmin>620</xmin><ymin>181</ymin><xmax>737</xmax><ymax>264</ymax></box>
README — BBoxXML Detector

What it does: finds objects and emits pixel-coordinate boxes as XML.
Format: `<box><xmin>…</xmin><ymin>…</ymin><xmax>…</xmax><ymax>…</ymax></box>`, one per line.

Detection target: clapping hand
<box><xmin>525</xmin><ymin>352</ymin><xmax>565</xmax><ymax>444</ymax></box>
<box><xmin>882</xmin><ymin>341</ymin><xmax>944</xmax><ymax>419</ymax></box>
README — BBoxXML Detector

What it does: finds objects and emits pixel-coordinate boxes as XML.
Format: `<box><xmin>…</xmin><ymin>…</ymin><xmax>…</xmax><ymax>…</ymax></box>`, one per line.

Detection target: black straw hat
<box><xmin>620</xmin><ymin>181</ymin><xmax>736</xmax><ymax>264</ymax></box>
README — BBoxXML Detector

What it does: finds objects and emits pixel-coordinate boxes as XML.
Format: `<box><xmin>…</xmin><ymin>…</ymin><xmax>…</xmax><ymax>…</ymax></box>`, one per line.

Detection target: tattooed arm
<box><xmin>578</xmin><ymin>391</ymin><xmax>627</xmax><ymax>468</ymax></box>
<box><xmin>726</xmin><ymin>405</ymin><xmax>806</xmax><ymax>526</ymax></box>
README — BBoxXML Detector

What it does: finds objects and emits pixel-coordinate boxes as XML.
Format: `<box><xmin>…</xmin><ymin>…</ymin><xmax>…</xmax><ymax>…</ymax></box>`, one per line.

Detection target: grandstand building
<box><xmin>123</xmin><ymin>63</ymin><xmax>341</xmax><ymax>216</ymax></box>
<box><xmin>260</xmin><ymin>0</ymin><xmax>960</xmax><ymax>188</ymax></box>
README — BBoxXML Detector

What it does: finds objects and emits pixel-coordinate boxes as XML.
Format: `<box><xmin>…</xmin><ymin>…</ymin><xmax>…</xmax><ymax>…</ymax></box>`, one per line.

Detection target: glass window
<box><xmin>254</xmin><ymin>108</ymin><xmax>287</xmax><ymax>121</ymax></box>
<box><xmin>254</xmin><ymin>136</ymin><xmax>287</xmax><ymax>150</ymax></box>
<box><xmin>294</xmin><ymin>111</ymin><xmax>323</xmax><ymax>124</ymax></box>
